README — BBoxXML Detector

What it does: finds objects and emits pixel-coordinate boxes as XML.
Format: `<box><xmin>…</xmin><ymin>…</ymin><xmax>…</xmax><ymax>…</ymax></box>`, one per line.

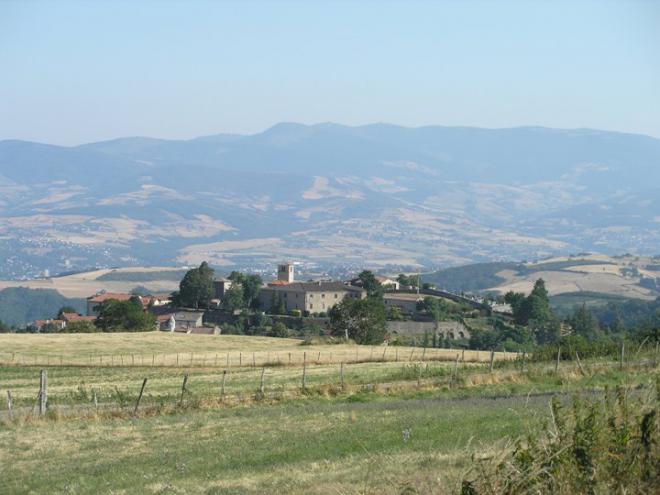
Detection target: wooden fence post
<box><xmin>6</xmin><ymin>391</ymin><xmax>13</xmax><ymax>420</ymax></box>
<box><xmin>620</xmin><ymin>343</ymin><xmax>625</xmax><ymax>371</ymax></box>
<box><xmin>409</xmin><ymin>347</ymin><xmax>415</xmax><ymax>361</ymax></box>
<box><xmin>489</xmin><ymin>349</ymin><xmax>495</xmax><ymax>373</ymax></box>
<box><xmin>575</xmin><ymin>351</ymin><xmax>586</xmax><ymax>376</ymax></box>
<box><xmin>453</xmin><ymin>354</ymin><xmax>459</xmax><ymax>383</ymax></box>
<box><xmin>252</xmin><ymin>352</ymin><xmax>256</xmax><ymax>368</ymax></box>
<box><xmin>654</xmin><ymin>342</ymin><xmax>659</xmax><ymax>368</ymax></box>
<box><xmin>239</xmin><ymin>352</ymin><xmax>242</xmax><ymax>367</ymax></box>
<box><xmin>134</xmin><ymin>378</ymin><xmax>147</xmax><ymax>414</ymax></box>
<box><xmin>221</xmin><ymin>370</ymin><xmax>227</xmax><ymax>400</ymax></box>
<box><xmin>382</xmin><ymin>346</ymin><xmax>387</xmax><ymax>361</ymax></box>
<box><xmin>302</xmin><ymin>353</ymin><xmax>307</xmax><ymax>390</ymax></box>
<box><xmin>260</xmin><ymin>367</ymin><xmax>266</xmax><ymax>395</ymax></box>
<box><xmin>521</xmin><ymin>352</ymin><xmax>526</xmax><ymax>373</ymax></box>
<box><xmin>288</xmin><ymin>352</ymin><xmax>292</xmax><ymax>365</ymax></box>
<box><xmin>395</xmin><ymin>347</ymin><xmax>398</xmax><ymax>362</ymax></box>
<box><xmin>417</xmin><ymin>363</ymin><xmax>422</xmax><ymax>387</ymax></box>
<box><xmin>422</xmin><ymin>347</ymin><xmax>426</xmax><ymax>361</ymax></box>
<box><xmin>176</xmin><ymin>353</ymin><xmax>179</xmax><ymax>366</ymax></box>
<box><xmin>340</xmin><ymin>362</ymin><xmax>345</xmax><ymax>389</ymax></box>
<box><xmin>461</xmin><ymin>349</ymin><xmax>465</xmax><ymax>363</ymax></box>
<box><xmin>39</xmin><ymin>369</ymin><xmax>47</xmax><ymax>416</ymax></box>
<box><xmin>180</xmin><ymin>374</ymin><xmax>189</xmax><ymax>405</ymax></box>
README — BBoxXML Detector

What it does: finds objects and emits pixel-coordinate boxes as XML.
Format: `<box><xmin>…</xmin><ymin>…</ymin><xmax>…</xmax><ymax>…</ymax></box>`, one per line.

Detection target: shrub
<box><xmin>269</xmin><ymin>321</ymin><xmax>289</xmax><ymax>338</ymax></box>
<box><xmin>461</xmin><ymin>382</ymin><xmax>659</xmax><ymax>494</ymax></box>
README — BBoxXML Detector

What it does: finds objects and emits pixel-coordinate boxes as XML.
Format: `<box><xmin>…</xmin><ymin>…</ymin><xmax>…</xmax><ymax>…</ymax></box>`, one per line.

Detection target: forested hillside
<box><xmin>0</xmin><ymin>288</ymin><xmax>85</xmax><ymax>327</ymax></box>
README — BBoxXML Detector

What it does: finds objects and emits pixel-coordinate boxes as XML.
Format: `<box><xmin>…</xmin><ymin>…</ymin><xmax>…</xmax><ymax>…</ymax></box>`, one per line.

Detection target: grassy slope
<box><xmin>1</xmin><ymin>393</ymin><xmax>537</xmax><ymax>494</ymax></box>
<box><xmin>2</xmin><ymin>365</ymin><xmax>657</xmax><ymax>495</ymax></box>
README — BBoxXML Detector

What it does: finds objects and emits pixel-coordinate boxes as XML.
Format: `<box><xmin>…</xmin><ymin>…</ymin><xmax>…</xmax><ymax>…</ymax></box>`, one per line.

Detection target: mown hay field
<box><xmin>0</xmin><ymin>332</ymin><xmax>514</xmax><ymax>368</ymax></box>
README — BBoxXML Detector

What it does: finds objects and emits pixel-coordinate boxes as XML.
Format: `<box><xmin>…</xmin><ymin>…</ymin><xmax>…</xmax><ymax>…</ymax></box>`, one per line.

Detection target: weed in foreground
<box><xmin>461</xmin><ymin>378</ymin><xmax>659</xmax><ymax>494</ymax></box>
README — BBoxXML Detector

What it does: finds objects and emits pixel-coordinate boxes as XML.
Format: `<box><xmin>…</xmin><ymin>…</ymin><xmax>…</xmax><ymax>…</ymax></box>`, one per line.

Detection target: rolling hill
<box><xmin>1</xmin><ymin>123</ymin><xmax>659</xmax><ymax>278</ymax></box>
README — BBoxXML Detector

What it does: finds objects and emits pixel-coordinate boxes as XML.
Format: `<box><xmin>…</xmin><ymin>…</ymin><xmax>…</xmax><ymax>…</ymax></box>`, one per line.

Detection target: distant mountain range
<box><xmin>1</xmin><ymin>123</ymin><xmax>659</xmax><ymax>278</ymax></box>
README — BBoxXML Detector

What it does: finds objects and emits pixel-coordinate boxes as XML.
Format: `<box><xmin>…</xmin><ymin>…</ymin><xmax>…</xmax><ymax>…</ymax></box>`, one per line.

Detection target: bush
<box><xmin>269</xmin><ymin>321</ymin><xmax>290</xmax><ymax>338</ymax></box>
<box><xmin>61</xmin><ymin>321</ymin><xmax>97</xmax><ymax>333</ymax></box>
<box><xmin>461</xmin><ymin>383</ymin><xmax>659</xmax><ymax>494</ymax></box>
<box><xmin>290</xmin><ymin>309</ymin><xmax>302</xmax><ymax>317</ymax></box>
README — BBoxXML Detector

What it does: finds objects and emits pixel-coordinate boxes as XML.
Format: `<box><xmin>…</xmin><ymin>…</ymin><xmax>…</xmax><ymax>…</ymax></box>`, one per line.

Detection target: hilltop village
<box><xmin>31</xmin><ymin>262</ymin><xmax>512</xmax><ymax>347</ymax></box>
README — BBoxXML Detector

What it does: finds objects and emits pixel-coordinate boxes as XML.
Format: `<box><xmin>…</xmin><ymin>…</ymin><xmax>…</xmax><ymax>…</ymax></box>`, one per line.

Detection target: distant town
<box><xmin>28</xmin><ymin>262</ymin><xmax>512</xmax><ymax>346</ymax></box>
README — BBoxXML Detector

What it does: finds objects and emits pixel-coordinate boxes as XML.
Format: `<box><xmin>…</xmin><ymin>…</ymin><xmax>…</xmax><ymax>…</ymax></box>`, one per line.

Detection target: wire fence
<box><xmin>2</xmin><ymin>344</ymin><xmax>657</xmax><ymax>423</ymax></box>
<box><xmin>0</xmin><ymin>346</ymin><xmax>516</xmax><ymax>369</ymax></box>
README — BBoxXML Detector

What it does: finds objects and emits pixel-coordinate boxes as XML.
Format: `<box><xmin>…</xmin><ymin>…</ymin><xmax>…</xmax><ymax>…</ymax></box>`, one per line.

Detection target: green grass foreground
<box><xmin>1</xmin><ymin>363</ymin><xmax>658</xmax><ymax>494</ymax></box>
<box><xmin>0</xmin><ymin>390</ymin><xmax>552</xmax><ymax>494</ymax></box>
<box><xmin>0</xmin><ymin>333</ymin><xmax>657</xmax><ymax>494</ymax></box>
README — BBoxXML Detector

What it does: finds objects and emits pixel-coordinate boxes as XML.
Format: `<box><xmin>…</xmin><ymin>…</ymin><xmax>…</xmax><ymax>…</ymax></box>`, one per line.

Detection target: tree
<box><xmin>0</xmin><ymin>320</ymin><xmax>10</xmax><ymax>333</ymax></box>
<box><xmin>417</xmin><ymin>296</ymin><xmax>449</xmax><ymax>322</ymax></box>
<box><xmin>387</xmin><ymin>306</ymin><xmax>404</xmax><ymax>321</ymax></box>
<box><xmin>358</xmin><ymin>270</ymin><xmax>384</xmax><ymax>298</ymax></box>
<box><xmin>63</xmin><ymin>320</ymin><xmax>97</xmax><ymax>333</ymax></box>
<box><xmin>526</xmin><ymin>279</ymin><xmax>552</xmax><ymax>323</ymax></box>
<box><xmin>397</xmin><ymin>273</ymin><xmax>419</xmax><ymax>288</ymax></box>
<box><xmin>96</xmin><ymin>299</ymin><xmax>156</xmax><ymax>332</ymax></box>
<box><xmin>40</xmin><ymin>322</ymin><xmax>59</xmax><ymax>333</ymax></box>
<box><xmin>569</xmin><ymin>303</ymin><xmax>600</xmax><ymax>340</ymax></box>
<box><xmin>329</xmin><ymin>297</ymin><xmax>387</xmax><ymax>344</ymax></box>
<box><xmin>222</xmin><ymin>284</ymin><xmax>244</xmax><ymax>313</ymax></box>
<box><xmin>57</xmin><ymin>306</ymin><xmax>77</xmax><ymax>319</ymax></box>
<box><xmin>242</xmin><ymin>274</ymin><xmax>263</xmax><ymax>308</ymax></box>
<box><xmin>504</xmin><ymin>291</ymin><xmax>526</xmax><ymax>317</ymax></box>
<box><xmin>269</xmin><ymin>321</ymin><xmax>289</xmax><ymax>338</ymax></box>
<box><xmin>507</xmin><ymin>280</ymin><xmax>553</xmax><ymax>327</ymax></box>
<box><xmin>130</xmin><ymin>286</ymin><xmax>151</xmax><ymax>297</ymax></box>
<box><xmin>178</xmin><ymin>262</ymin><xmax>214</xmax><ymax>309</ymax></box>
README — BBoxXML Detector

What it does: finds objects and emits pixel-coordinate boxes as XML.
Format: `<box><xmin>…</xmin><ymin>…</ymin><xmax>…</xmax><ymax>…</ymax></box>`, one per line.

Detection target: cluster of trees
<box><xmin>172</xmin><ymin>262</ymin><xmax>263</xmax><ymax>313</ymax></box>
<box><xmin>468</xmin><ymin>278</ymin><xmax>659</xmax><ymax>353</ymax></box>
<box><xmin>329</xmin><ymin>297</ymin><xmax>387</xmax><ymax>345</ymax></box>
<box><xmin>504</xmin><ymin>279</ymin><xmax>561</xmax><ymax>344</ymax></box>
<box><xmin>222</xmin><ymin>271</ymin><xmax>263</xmax><ymax>312</ymax></box>
<box><xmin>96</xmin><ymin>298</ymin><xmax>156</xmax><ymax>332</ymax></box>
<box><xmin>396</xmin><ymin>273</ymin><xmax>419</xmax><ymax>288</ymax></box>
<box><xmin>172</xmin><ymin>262</ymin><xmax>215</xmax><ymax>309</ymax></box>
<box><xmin>325</xmin><ymin>270</ymin><xmax>389</xmax><ymax>344</ymax></box>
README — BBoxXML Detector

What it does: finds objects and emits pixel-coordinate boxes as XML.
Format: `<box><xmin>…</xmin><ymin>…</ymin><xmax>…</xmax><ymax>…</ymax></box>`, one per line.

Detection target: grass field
<box><xmin>0</xmin><ymin>332</ymin><xmax>514</xmax><ymax>368</ymax></box>
<box><xmin>1</xmin><ymin>333</ymin><xmax>658</xmax><ymax>494</ymax></box>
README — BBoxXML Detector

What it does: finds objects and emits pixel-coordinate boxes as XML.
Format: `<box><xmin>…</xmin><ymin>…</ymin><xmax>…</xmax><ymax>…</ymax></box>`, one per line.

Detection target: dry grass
<box><xmin>0</xmin><ymin>332</ymin><xmax>515</xmax><ymax>368</ymax></box>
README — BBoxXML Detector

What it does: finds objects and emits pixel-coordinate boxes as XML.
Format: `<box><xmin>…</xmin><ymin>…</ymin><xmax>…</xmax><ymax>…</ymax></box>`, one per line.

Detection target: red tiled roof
<box><xmin>87</xmin><ymin>292</ymin><xmax>133</xmax><ymax>303</ymax></box>
<box><xmin>268</xmin><ymin>280</ymin><xmax>290</xmax><ymax>286</ymax></box>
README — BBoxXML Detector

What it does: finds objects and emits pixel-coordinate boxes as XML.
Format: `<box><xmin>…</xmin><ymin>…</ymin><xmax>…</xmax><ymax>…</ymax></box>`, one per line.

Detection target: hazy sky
<box><xmin>1</xmin><ymin>0</ymin><xmax>659</xmax><ymax>145</ymax></box>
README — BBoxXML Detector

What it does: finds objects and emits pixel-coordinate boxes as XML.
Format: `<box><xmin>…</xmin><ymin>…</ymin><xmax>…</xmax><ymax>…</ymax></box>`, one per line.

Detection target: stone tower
<box><xmin>277</xmin><ymin>262</ymin><xmax>294</xmax><ymax>283</ymax></box>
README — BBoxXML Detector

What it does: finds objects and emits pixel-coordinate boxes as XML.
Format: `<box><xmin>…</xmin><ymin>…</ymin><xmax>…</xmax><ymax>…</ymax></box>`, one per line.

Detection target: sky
<box><xmin>1</xmin><ymin>0</ymin><xmax>659</xmax><ymax>145</ymax></box>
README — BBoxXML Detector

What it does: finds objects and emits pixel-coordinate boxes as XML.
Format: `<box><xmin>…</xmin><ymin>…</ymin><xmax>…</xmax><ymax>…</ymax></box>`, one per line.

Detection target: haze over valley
<box><xmin>1</xmin><ymin>122</ymin><xmax>659</xmax><ymax>279</ymax></box>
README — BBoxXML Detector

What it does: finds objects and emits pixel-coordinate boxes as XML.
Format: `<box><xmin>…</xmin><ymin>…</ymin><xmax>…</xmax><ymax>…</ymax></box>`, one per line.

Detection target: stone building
<box><xmin>258</xmin><ymin>281</ymin><xmax>365</xmax><ymax>314</ymax></box>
